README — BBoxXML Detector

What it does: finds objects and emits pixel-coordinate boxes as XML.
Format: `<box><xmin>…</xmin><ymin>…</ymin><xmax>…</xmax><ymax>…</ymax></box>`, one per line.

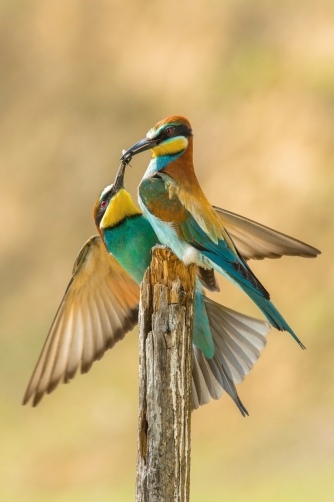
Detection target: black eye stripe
<box><xmin>159</xmin><ymin>123</ymin><xmax>192</xmax><ymax>140</ymax></box>
<box><xmin>95</xmin><ymin>189</ymin><xmax>115</xmax><ymax>226</ymax></box>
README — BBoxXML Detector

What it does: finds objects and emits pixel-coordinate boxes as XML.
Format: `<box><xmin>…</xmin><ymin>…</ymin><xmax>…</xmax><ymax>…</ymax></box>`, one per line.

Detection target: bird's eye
<box><xmin>165</xmin><ymin>126</ymin><xmax>174</xmax><ymax>136</ymax></box>
<box><xmin>100</xmin><ymin>200</ymin><xmax>107</xmax><ymax>209</ymax></box>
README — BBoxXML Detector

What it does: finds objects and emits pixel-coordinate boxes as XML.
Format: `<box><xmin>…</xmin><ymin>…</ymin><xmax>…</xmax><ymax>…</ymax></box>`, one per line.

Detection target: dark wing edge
<box><xmin>214</xmin><ymin>206</ymin><xmax>321</xmax><ymax>261</ymax></box>
<box><xmin>23</xmin><ymin>235</ymin><xmax>140</xmax><ymax>407</ymax></box>
<box><xmin>196</xmin><ymin>266</ymin><xmax>220</xmax><ymax>292</ymax></box>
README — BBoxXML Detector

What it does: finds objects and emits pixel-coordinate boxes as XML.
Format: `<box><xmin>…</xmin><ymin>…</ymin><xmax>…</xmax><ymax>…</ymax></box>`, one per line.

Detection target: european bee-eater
<box><xmin>121</xmin><ymin>115</ymin><xmax>320</xmax><ymax>349</ymax></box>
<box><xmin>23</xmin><ymin>158</ymin><xmax>319</xmax><ymax>413</ymax></box>
<box><xmin>23</xmin><ymin>162</ymin><xmax>273</xmax><ymax>414</ymax></box>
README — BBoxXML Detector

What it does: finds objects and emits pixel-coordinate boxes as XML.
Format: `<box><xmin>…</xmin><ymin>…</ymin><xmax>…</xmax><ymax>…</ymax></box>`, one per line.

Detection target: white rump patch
<box><xmin>182</xmin><ymin>246</ymin><xmax>202</xmax><ymax>266</ymax></box>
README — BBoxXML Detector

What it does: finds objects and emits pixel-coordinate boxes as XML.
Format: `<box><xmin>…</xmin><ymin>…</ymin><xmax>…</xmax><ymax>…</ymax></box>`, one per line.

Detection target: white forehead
<box><xmin>147</xmin><ymin>125</ymin><xmax>164</xmax><ymax>140</ymax></box>
<box><xmin>100</xmin><ymin>183</ymin><xmax>113</xmax><ymax>200</ymax></box>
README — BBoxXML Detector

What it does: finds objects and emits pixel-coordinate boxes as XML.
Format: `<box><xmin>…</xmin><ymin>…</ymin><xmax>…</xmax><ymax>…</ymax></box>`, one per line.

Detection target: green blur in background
<box><xmin>1</xmin><ymin>0</ymin><xmax>333</xmax><ymax>500</ymax></box>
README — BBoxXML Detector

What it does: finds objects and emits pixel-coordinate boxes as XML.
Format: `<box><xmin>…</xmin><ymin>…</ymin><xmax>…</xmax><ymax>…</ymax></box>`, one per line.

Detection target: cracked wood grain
<box><xmin>136</xmin><ymin>247</ymin><xmax>196</xmax><ymax>502</ymax></box>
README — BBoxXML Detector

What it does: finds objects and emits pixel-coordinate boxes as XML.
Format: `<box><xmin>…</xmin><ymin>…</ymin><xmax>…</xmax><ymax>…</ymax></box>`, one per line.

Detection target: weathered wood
<box><xmin>136</xmin><ymin>247</ymin><xmax>196</xmax><ymax>502</ymax></box>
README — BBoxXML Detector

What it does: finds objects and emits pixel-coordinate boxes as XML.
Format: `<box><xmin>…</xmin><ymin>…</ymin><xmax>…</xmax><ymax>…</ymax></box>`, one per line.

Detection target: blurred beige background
<box><xmin>1</xmin><ymin>1</ymin><xmax>333</xmax><ymax>500</ymax></box>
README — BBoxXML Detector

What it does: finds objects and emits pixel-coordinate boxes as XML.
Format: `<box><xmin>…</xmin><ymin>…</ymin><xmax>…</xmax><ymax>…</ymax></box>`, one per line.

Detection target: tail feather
<box><xmin>191</xmin><ymin>297</ymin><xmax>271</xmax><ymax>415</ymax></box>
<box><xmin>192</xmin><ymin>352</ymin><xmax>213</xmax><ymax>409</ymax></box>
<box><xmin>192</xmin><ymin>346</ymin><xmax>248</xmax><ymax>416</ymax></box>
<box><xmin>193</xmin><ymin>348</ymin><xmax>223</xmax><ymax>402</ymax></box>
<box><xmin>241</xmin><ymin>284</ymin><xmax>306</xmax><ymax>349</ymax></box>
<box><xmin>210</xmin><ymin>321</ymin><xmax>250</xmax><ymax>383</ymax></box>
<box><xmin>209</xmin><ymin>256</ymin><xmax>305</xmax><ymax>348</ymax></box>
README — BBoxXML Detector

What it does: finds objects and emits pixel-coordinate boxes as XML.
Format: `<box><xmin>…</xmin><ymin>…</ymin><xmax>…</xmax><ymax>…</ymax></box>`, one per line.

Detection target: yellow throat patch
<box><xmin>151</xmin><ymin>136</ymin><xmax>188</xmax><ymax>158</ymax></box>
<box><xmin>100</xmin><ymin>189</ymin><xmax>141</xmax><ymax>229</ymax></box>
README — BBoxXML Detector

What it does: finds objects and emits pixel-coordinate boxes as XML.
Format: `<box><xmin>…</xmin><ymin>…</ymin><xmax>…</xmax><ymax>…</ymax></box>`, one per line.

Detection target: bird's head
<box><xmin>94</xmin><ymin>161</ymin><xmax>140</xmax><ymax>232</ymax></box>
<box><xmin>120</xmin><ymin>115</ymin><xmax>193</xmax><ymax>162</ymax></box>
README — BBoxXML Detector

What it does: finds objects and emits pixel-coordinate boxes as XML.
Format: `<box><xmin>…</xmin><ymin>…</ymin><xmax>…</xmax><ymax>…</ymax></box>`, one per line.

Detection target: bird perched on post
<box><xmin>121</xmin><ymin>115</ymin><xmax>320</xmax><ymax>348</ymax></box>
<box><xmin>23</xmin><ymin>161</ymin><xmax>273</xmax><ymax>414</ymax></box>
<box><xmin>23</xmin><ymin>158</ymin><xmax>319</xmax><ymax>412</ymax></box>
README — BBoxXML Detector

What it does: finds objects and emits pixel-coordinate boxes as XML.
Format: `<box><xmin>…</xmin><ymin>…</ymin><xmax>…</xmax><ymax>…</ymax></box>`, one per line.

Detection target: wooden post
<box><xmin>136</xmin><ymin>247</ymin><xmax>196</xmax><ymax>502</ymax></box>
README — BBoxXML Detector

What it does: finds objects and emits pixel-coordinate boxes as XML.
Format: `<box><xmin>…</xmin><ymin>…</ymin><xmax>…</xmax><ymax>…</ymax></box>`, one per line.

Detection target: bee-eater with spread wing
<box><xmin>23</xmin><ymin>161</ymin><xmax>273</xmax><ymax>414</ymax></box>
<box><xmin>121</xmin><ymin>116</ymin><xmax>320</xmax><ymax>349</ymax></box>
<box><xmin>23</xmin><ymin>158</ymin><xmax>319</xmax><ymax>412</ymax></box>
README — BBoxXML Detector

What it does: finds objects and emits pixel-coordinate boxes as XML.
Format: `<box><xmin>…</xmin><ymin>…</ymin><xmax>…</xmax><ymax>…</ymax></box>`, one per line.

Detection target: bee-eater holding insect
<box><xmin>121</xmin><ymin>116</ymin><xmax>320</xmax><ymax>349</ymax></box>
<box><xmin>23</xmin><ymin>161</ymin><xmax>271</xmax><ymax>414</ymax></box>
<box><xmin>23</xmin><ymin>158</ymin><xmax>319</xmax><ymax>412</ymax></box>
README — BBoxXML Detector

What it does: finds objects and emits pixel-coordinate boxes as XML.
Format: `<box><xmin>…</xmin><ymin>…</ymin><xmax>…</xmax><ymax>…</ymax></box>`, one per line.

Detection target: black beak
<box><xmin>113</xmin><ymin>160</ymin><xmax>126</xmax><ymax>192</ymax></box>
<box><xmin>120</xmin><ymin>137</ymin><xmax>159</xmax><ymax>162</ymax></box>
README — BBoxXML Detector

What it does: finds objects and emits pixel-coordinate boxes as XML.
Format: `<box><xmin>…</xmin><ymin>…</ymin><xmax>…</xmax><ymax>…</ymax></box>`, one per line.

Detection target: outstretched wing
<box><xmin>214</xmin><ymin>207</ymin><xmax>320</xmax><ymax>261</ymax></box>
<box><xmin>192</xmin><ymin>297</ymin><xmax>271</xmax><ymax>414</ymax></box>
<box><xmin>23</xmin><ymin>235</ymin><xmax>139</xmax><ymax>407</ymax></box>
